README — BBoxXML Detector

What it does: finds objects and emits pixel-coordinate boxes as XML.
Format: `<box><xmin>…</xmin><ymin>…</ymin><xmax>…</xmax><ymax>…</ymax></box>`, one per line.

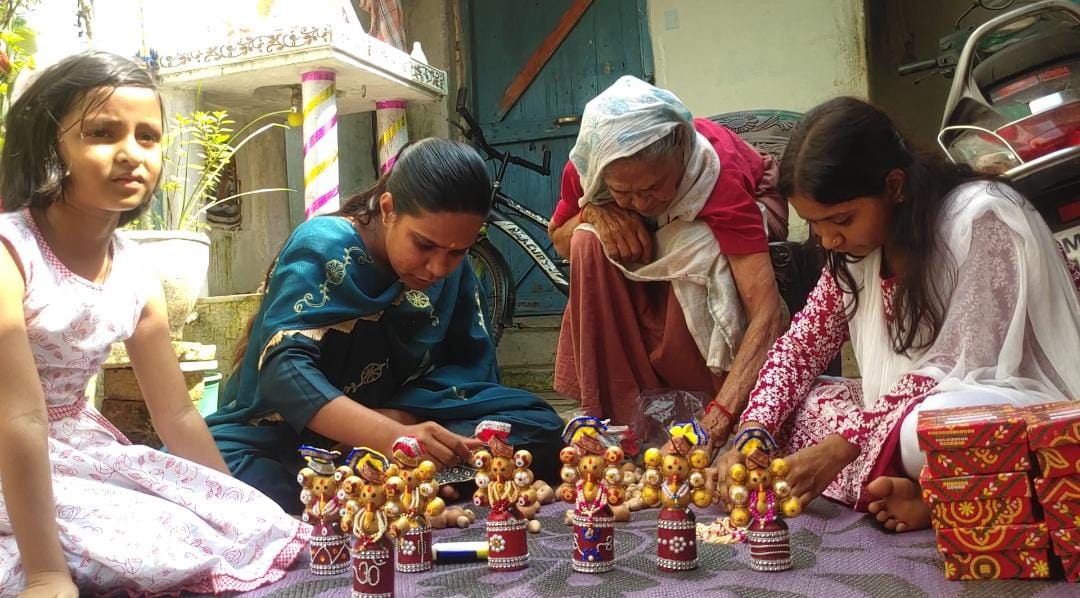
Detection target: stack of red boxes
<box><xmin>917</xmin><ymin>405</ymin><xmax>1050</xmax><ymax>580</ymax></box>
<box><xmin>1023</xmin><ymin>401</ymin><xmax>1080</xmax><ymax>582</ymax></box>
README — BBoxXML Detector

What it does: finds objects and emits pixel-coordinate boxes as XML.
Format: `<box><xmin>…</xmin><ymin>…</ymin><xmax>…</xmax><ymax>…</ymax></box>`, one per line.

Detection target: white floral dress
<box><xmin>0</xmin><ymin>210</ymin><xmax>308</xmax><ymax>596</ymax></box>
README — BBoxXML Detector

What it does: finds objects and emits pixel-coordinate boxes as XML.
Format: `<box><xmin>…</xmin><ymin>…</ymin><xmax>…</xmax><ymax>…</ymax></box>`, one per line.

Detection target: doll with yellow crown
<box><xmin>470</xmin><ymin>420</ymin><xmax>533</xmax><ymax>571</ymax></box>
<box><xmin>385</xmin><ymin>436</ymin><xmax>445</xmax><ymax>573</ymax></box>
<box><xmin>725</xmin><ymin>427</ymin><xmax>801</xmax><ymax>572</ymax></box>
<box><xmin>644</xmin><ymin>422</ymin><xmax>711</xmax><ymax>571</ymax></box>
<box><xmin>297</xmin><ymin>445</ymin><xmax>353</xmax><ymax>575</ymax></box>
<box><xmin>339</xmin><ymin>447</ymin><xmax>396</xmax><ymax>597</ymax></box>
<box><xmin>559</xmin><ymin>416</ymin><xmax>625</xmax><ymax>573</ymax></box>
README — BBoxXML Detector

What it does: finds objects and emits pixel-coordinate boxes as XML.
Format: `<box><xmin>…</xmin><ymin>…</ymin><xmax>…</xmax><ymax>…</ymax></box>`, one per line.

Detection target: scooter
<box><xmin>901</xmin><ymin>0</ymin><xmax>1080</xmax><ymax>266</ymax></box>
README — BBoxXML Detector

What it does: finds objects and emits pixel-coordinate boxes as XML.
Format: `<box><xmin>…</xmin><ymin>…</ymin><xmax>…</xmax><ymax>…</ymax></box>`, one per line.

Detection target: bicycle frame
<box><xmin>487</xmin><ymin>193</ymin><xmax>570</xmax><ymax>294</ymax></box>
<box><xmin>484</xmin><ymin>150</ymin><xmax>570</xmax><ymax>295</ymax></box>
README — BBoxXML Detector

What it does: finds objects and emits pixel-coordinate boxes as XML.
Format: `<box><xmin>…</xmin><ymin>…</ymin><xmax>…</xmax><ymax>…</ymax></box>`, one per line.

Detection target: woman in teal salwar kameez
<box><xmin>207</xmin><ymin>139</ymin><xmax>564</xmax><ymax>512</ymax></box>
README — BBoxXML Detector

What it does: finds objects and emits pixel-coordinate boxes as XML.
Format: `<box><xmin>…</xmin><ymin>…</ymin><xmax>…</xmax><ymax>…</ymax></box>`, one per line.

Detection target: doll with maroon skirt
<box><xmin>340</xmin><ymin>447</ymin><xmax>396</xmax><ymax>597</ymax></box>
<box><xmin>558</xmin><ymin>416</ymin><xmax>626</xmax><ymax>573</ymax></box>
<box><xmin>298</xmin><ymin>446</ymin><xmax>353</xmax><ymax>575</ymax></box>
<box><xmin>726</xmin><ymin>428</ymin><xmax>801</xmax><ymax>572</ymax></box>
<box><xmin>470</xmin><ymin>420</ymin><xmax>536</xmax><ymax>571</ymax></box>
<box><xmin>386</xmin><ymin>436</ymin><xmax>447</xmax><ymax>573</ymax></box>
<box><xmin>642</xmin><ymin>422</ymin><xmax>712</xmax><ymax>571</ymax></box>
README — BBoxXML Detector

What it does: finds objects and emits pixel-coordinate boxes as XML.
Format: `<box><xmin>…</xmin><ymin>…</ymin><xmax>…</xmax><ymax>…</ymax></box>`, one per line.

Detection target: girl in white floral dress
<box><xmin>0</xmin><ymin>51</ymin><xmax>307</xmax><ymax>597</ymax></box>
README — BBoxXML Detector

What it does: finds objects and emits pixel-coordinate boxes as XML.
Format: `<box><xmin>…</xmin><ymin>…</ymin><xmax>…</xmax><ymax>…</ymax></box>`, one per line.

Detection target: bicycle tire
<box><xmin>468</xmin><ymin>237</ymin><xmax>515</xmax><ymax>346</ymax></box>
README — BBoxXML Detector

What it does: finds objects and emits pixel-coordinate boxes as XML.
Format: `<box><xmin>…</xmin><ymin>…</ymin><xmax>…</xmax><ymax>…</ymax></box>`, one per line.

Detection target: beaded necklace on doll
<box><xmin>472</xmin><ymin>421</ymin><xmax>533</xmax><ymax>516</ymax></box>
<box><xmin>559</xmin><ymin>417</ymin><xmax>626</xmax><ymax>539</ymax></box>
<box><xmin>726</xmin><ymin>428</ymin><xmax>800</xmax><ymax>529</ymax></box>
<box><xmin>339</xmin><ymin>447</ymin><xmax>394</xmax><ymax>550</ymax></box>
<box><xmin>387</xmin><ymin>435</ymin><xmax>445</xmax><ymax>535</ymax></box>
<box><xmin>642</xmin><ymin>422</ymin><xmax>712</xmax><ymax>511</ymax></box>
<box><xmin>662</xmin><ymin>478</ymin><xmax>690</xmax><ymax>502</ymax></box>
<box><xmin>487</xmin><ymin>476</ymin><xmax>517</xmax><ymax>510</ymax></box>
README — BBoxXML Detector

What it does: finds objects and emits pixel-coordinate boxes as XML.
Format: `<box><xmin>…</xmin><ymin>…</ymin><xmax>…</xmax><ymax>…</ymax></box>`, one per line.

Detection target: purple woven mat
<box><xmin>225</xmin><ymin>500</ymin><xmax>1076</xmax><ymax>597</ymax></box>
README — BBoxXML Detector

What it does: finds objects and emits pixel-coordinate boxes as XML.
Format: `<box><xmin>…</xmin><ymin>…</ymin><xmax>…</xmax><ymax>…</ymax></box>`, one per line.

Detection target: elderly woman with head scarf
<box><xmin>547</xmin><ymin>76</ymin><xmax>787</xmax><ymax>447</ymax></box>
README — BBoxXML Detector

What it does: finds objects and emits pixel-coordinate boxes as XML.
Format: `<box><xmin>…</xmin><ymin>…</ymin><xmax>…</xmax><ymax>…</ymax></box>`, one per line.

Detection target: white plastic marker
<box><xmin>301</xmin><ymin>70</ymin><xmax>340</xmax><ymax>218</ymax></box>
<box><xmin>375</xmin><ymin>99</ymin><xmax>408</xmax><ymax>174</ymax></box>
<box><xmin>432</xmin><ymin>541</ymin><xmax>488</xmax><ymax>563</ymax></box>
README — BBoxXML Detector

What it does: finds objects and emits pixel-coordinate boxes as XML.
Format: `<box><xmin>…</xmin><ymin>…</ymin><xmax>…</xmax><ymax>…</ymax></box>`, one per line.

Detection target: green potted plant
<box><xmin>127</xmin><ymin>108</ymin><xmax>292</xmax><ymax>339</ymax></box>
<box><xmin>0</xmin><ymin>0</ymin><xmax>38</xmax><ymax>152</ymax></box>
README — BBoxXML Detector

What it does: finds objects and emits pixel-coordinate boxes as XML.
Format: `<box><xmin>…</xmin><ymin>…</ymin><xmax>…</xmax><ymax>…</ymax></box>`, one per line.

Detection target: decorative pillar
<box><xmin>301</xmin><ymin>69</ymin><xmax>340</xmax><ymax>218</ymax></box>
<box><xmin>375</xmin><ymin>99</ymin><xmax>408</xmax><ymax>173</ymax></box>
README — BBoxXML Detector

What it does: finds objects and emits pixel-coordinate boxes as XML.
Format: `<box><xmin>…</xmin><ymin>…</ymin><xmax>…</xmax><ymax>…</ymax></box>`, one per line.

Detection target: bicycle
<box><xmin>452</xmin><ymin>88</ymin><xmax>570</xmax><ymax>346</ymax></box>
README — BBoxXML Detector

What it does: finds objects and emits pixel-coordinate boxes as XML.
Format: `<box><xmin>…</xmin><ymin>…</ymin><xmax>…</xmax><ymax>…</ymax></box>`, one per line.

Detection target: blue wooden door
<box><xmin>465</xmin><ymin>0</ymin><xmax>653</xmax><ymax>315</ymax></box>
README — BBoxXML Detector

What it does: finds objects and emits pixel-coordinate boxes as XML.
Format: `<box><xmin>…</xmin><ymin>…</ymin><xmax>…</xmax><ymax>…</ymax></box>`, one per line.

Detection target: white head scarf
<box><xmin>569</xmin><ymin>76</ymin><xmax>720</xmax><ymax>225</ymax></box>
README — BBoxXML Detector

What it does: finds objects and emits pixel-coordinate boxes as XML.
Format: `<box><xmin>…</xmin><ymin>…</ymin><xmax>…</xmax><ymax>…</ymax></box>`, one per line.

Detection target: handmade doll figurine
<box><xmin>471</xmin><ymin>420</ymin><xmax>532</xmax><ymax>571</ymax></box>
<box><xmin>386</xmin><ymin>436</ymin><xmax>445</xmax><ymax>573</ymax></box>
<box><xmin>639</xmin><ymin>448</ymin><xmax>664</xmax><ymax>508</ymax></box>
<box><xmin>298</xmin><ymin>446</ymin><xmax>353</xmax><ymax>575</ymax></box>
<box><xmin>559</xmin><ymin>416</ymin><xmax>625</xmax><ymax>573</ymax></box>
<box><xmin>339</xmin><ymin>447</ymin><xmax>396</xmax><ymax>597</ymax></box>
<box><xmin>649</xmin><ymin>422</ymin><xmax>711</xmax><ymax>571</ymax></box>
<box><xmin>726</xmin><ymin>428</ymin><xmax>801</xmax><ymax>572</ymax></box>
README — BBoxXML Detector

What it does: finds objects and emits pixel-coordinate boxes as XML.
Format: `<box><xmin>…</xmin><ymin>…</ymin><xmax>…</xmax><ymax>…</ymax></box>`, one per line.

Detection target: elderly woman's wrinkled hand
<box><xmin>581</xmin><ymin>202</ymin><xmax>654</xmax><ymax>264</ymax></box>
<box><xmin>710</xmin><ymin>447</ymin><xmax>745</xmax><ymax>512</ymax></box>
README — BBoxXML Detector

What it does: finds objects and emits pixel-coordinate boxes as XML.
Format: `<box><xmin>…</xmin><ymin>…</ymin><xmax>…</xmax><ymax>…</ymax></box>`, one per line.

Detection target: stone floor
<box><xmin>536</xmin><ymin>392</ymin><xmax>580</xmax><ymax>423</ymax></box>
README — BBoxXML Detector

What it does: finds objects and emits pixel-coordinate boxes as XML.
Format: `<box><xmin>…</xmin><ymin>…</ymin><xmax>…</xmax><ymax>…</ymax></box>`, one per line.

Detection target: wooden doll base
<box><xmin>747</xmin><ymin>518</ymin><xmax>792</xmax><ymax>572</ymax></box>
<box><xmin>351</xmin><ymin>536</ymin><xmax>395</xmax><ymax>597</ymax></box>
<box><xmin>657</xmin><ymin>507</ymin><xmax>698</xmax><ymax>571</ymax></box>
<box><xmin>572</xmin><ymin>513</ymin><xmax>615</xmax><ymax>573</ymax></box>
<box><xmin>487</xmin><ymin>511</ymin><xmax>529</xmax><ymax>571</ymax></box>
<box><xmin>309</xmin><ymin>521</ymin><xmax>350</xmax><ymax>575</ymax></box>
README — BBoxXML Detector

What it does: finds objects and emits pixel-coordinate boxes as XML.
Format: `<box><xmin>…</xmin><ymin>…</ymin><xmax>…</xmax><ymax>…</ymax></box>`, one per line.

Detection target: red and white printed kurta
<box><xmin>742</xmin><ymin>242</ymin><xmax>1080</xmax><ymax>510</ymax></box>
<box><xmin>0</xmin><ymin>210</ymin><xmax>308</xmax><ymax>596</ymax></box>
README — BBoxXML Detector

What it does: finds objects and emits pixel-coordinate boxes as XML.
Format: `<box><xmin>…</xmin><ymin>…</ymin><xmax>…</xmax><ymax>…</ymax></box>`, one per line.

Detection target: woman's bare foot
<box><xmin>866</xmin><ymin>476</ymin><xmax>931</xmax><ymax>533</ymax></box>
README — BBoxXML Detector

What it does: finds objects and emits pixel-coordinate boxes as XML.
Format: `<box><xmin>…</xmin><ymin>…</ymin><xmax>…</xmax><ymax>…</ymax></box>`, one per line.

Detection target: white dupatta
<box><xmin>571</xmin><ymin>76</ymin><xmax>745</xmax><ymax>372</ymax></box>
<box><xmin>847</xmin><ymin>181</ymin><xmax>1080</xmax><ymax>407</ymax></box>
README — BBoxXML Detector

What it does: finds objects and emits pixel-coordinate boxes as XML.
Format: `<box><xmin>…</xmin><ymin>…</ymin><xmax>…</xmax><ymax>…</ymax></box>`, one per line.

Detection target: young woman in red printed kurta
<box><xmin>718</xmin><ymin>97</ymin><xmax>1080</xmax><ymax>532</ymax></box>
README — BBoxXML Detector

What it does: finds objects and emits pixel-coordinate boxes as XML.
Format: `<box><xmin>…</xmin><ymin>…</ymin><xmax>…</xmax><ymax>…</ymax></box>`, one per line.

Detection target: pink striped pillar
<box><xmin>301</xmin><ymin>70</ymin><xmax>340</xmax><ymax>218</ymax></box>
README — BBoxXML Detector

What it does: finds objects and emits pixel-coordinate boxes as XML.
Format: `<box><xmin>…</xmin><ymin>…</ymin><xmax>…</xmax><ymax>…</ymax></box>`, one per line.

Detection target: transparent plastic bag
<box><xmin>632</xmin><ymin>389</ymin><xmax>708</xmax><ymax>451</ymax></box>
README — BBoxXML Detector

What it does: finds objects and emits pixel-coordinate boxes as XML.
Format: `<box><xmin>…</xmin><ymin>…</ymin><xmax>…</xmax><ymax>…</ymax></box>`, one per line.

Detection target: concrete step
<box><xmin>501</xmin><ymin>365</ymin><xmax>554</xmax><ymax>394</ymax></box>
<box><xmin>497</xmin><ymin>315</ymin><xmax>560</xmax><ymax>393</ymax></box>
<box><xmin>536</xmin><ymin>392</ymin><xmax>581</xmax><ymax>423</ymax></box>
<box><xmin>495</xmin><ymin>315</ymin><xmax>561</xmax><ymax>369</ymax></box>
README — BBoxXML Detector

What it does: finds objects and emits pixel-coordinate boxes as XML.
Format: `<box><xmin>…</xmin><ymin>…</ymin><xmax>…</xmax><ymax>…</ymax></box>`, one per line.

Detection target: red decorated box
<box><xmin>924</xmin><ymin>444</ymin><xmax>1031</xmax><ymax>478</ymax></box>
<box><xmin>930</xmin><ymin>497</ymin><xmax>1036</xmax><ymax>530</ymax></box>
<box><xmin>1034</xmin><ymin>445</ymin><xmax>1080</xmax><ymax>479</ymax></box>
<box><xmin>1062</xmin><ymin>554</ymin><xmax>1080</xmax><ymax>582</ymax></box>
<box><xmin>1051</xmin><ymin>527</ymin><xmax>1080</xmax><ymax>555</ymax></box>
<box><xmin>936</xmin><ymin>522</ymin><xmax>1048</xmax><ymax>555</ymax></box>
<box><xmin>1034</xmin><ymin>476</ymin><xmax>1080</xmax><ymax>506</ymax></box>
<box><xmin>942</xmin><ymin>549</ymin><xmax>1052</xmax><ymax>580</ymax></box>
<box><xmin>1044</xmin><ymin>500</ymin><xmax>1080</xmax><ymax>531</ymax></box>
<box><xmin>920</xmin><ymin>470</ymin><xmax>1032</xmax><ymax>504</ymax></box>
<box><xmin>917</xmin><ymin>405</ymin><xmax>1027</xmax><ymax>453</ymax></box>
<box><xmin>1051</xmin><ymin>528</ymin><xmax>1080</xmax><ymax>582</ymax></box>
<box><xmin>1022</xmin><ymin>401</ymin><xmax>1080</xmax><ymax>450</ymax></box>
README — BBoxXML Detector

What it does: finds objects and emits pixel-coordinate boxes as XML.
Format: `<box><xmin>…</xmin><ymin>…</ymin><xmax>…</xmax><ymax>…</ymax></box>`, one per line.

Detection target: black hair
<box><xmin>232</xmin><ymin>137</ymin><xmax>491</xmax><ymax>369</ymax></box>
<box><xmin>779</xmin><ymin>96</ymin><xmax>986</xmax><ymax>355</ymax></box>
<box><xmin>0</xmin><ymin>50</ymin><xmax>161</xmax><ymax>225</ymax></box>
<box><xmin>336</xmin><ymin>137</ymin><xmax>491</xmax><ymax>222</ymax></box>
